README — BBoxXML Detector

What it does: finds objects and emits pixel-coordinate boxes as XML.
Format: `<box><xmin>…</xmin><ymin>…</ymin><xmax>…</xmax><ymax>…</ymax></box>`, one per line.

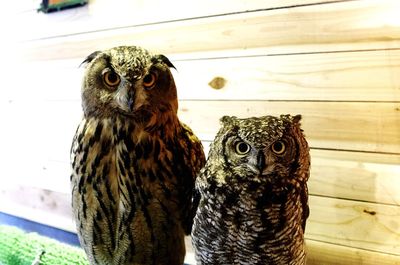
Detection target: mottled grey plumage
<box><xmin>192</xmin><ymin>115</ymin><xmax>310</xmax><ymax>265</ymax></box>
<box><xmin>70</xmin><ymin>46</ymin><xmax>205</xmax><ymax>265</ymax></box>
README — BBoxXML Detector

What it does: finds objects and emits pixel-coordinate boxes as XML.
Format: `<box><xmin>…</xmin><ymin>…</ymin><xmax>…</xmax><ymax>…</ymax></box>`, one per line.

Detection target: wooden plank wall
<box><xmin>1</xmin><ymin>0</ymin><xmax>399</xmax><ymax>264</ymax></box>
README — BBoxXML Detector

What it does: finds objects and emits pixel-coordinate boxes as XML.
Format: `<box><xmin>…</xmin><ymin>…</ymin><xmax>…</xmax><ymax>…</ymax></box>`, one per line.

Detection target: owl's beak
<box><xmin>257</xmin><ymin>151</ymin><xmax>265</xmax><ymax>172</ymax></box>
<box><xmin>127</xmin><ymin>89</ymin><xmax>135</xmax><ymax>111</ymax></box>
<box><xmin>115</xmin><ymin>81</ymin><xmax>135</xmax><ymax>112</ymax></box>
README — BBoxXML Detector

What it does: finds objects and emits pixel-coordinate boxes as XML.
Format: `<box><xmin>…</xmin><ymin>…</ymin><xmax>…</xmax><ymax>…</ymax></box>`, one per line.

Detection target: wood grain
<box><xmin>173</xmin><ymin>49</ymin><xmax>400</xmax><ymax>102</ymax></box>
<box><xmin>10</xmin><ymin>0</ymin><xmax>353</xmax><ymax>41</ymax></box>
<box><xmin>306</xmin><ymin>239</ymin><xmax>400</xmax><ymax>265</ymax></box>
<box><xmin>16</xmin><ymin>0</ymin><xmax>400</xmax><ymax>61</ymax></box>
<box><xmin>0</xmin><ymin>185</ymin><xmax>75</xmax><ymax>232</ymax></box>
<box><xmin>178</xmin><ymin>100</ymin><xmax>400</xmax><ymax>153</ymax></box>
<box><xmin>306</xmin><ymin>196</ymin><xmax>400</xmax><ymax>255</ymax></box>
<box><xmin>309</xmin><ymin>149</ymin><xmax>400</xmax><ymax>205</ymax></box>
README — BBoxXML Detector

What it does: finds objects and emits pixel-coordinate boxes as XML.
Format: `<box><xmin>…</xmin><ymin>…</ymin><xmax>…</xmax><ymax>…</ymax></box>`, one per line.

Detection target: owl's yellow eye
<box><xmin>103</xmin><ymin>70</ymin><xmax>120</xmax><ymax>87</ymax></box>
<box><xmin>272</xmin><ymin>140</ymin><xmax>286</xmax><ymax>155</ymax></box>
<box><xmin>235</xmin><ymin>141</ymin><xmax>251</xmax><ymax>155</ymax></box>
<box><xmin>143</xmin><ymin>72</ymin><xmax>157</xmax><ymax>89</ymax></box>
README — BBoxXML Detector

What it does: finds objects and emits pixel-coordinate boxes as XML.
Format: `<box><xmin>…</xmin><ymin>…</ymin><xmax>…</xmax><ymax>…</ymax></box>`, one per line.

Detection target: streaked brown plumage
<box><xmin>70</xmin><ymin>46</ymin><xmax>205</xmax><ymax>265</ymax></box>
<box><xmin>192</xmin><ymin>115</ymin><xmax>310</xmax><ymax>265</ymax></box>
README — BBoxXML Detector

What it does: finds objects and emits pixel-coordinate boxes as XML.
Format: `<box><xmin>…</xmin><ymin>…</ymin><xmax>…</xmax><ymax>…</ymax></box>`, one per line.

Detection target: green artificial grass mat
<box><xmin>0</xmin><ymin>225</ymin><xmax>88</xmax><ymax>265</ymax></box>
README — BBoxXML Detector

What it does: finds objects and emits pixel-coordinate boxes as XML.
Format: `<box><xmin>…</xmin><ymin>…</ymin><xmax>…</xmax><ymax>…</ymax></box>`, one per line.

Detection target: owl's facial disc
<box><xmin>105</xmin><ymin>70</ymin><xmax>153</xmax><ymax>113</ymax></box>
<box><xmin>101</xmin><ymin>67</ymin><xmax>136</xmax><ymax>113</ymax></box>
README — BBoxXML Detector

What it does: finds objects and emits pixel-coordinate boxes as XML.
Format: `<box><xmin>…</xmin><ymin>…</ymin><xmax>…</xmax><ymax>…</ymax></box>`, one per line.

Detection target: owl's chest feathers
<box><xmin>208</xmin><ymin>184</ymin><xmax>304</xmax><ymax>240</ymax></box>
<box><xmin>203</xmin><ymin>186</ymin><xmax>304</xmax><ymax>264</ymax></box>
<box><xmin>197</xmin><ymin>186</ymin><xmax>306</xmax><ymax>264</ymax></box>
<box><xmin>75</xmin><ymin>117</ymin><xmax>182</xmax><ymax>214</ymax></box>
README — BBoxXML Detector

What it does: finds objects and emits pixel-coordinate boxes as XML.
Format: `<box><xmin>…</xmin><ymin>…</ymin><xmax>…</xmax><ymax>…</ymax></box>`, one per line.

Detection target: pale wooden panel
<box><xmin>173</xmin><ymin>49</ymin><xmax>400</xmax><ymax>101</ymax></box>
<box><xmin>306</xmin><ymin>239</ymin><xmax>400</xmax><ymax>265</ymax></box>
<box><xmin>0</xmin><ymin>185</ymin><xmax>75</xmax><ymax>232</ymax></box>
<box><xmin>2</xmin><ymin>59</ymin><xmax>83</xmax><ymax>102</ymax></box>
<box><xmin>7</xmin><ymin>49</ymin><xmax>400</xmax><ymax>102</ymax></box>
<box><xmin>11</xmin><ymin>0</ymin><xmax>351</xmax><ymax>41</ymax></box>
<box><xmin>306</xmin><ymin>196</ymin><xmax>400</xmax><ymax>255</ymax></box>
<box><xmin>178</xmin><ymin>101</ymin><xmax>400</xmax><ymax>153</ymax></box>
<box><xmin>17</xmin><ymin>0</ymin><xmax>400</xmax><ymax>61</ymax></box>
<box><xmin>0</xmin><ymin>100</ymin><xmax>82</xmax><ymax>194</ymax></box>
<box><xmin>310</xmin><ymin>148</ymin><xmax>400</xmax><ymax>165</ymax></box>
<box><xmin>309</xmin><ymin>149</ymin><xmax>400</xmax><ymax>205</ymax></box>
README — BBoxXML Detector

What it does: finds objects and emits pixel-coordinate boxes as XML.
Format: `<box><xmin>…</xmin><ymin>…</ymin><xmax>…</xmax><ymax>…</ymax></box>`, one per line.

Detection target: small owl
<box><xmin>192</xmin><ymin>115</ymin><xmax>310</xmax><ymax>265</ymax></box>
<box><xmin>70</xmin><ymin>46</ymin><xmax>205</xmax><ymax>265</ymax></box>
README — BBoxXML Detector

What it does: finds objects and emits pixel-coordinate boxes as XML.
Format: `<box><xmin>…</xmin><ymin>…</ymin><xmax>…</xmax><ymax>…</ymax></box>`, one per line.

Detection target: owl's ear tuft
<box><xmin>80</xmin><ymin>51</ymin><xmax>101</xmax><ymax>67</ymax></box>
<box><xmin>220</xmin><ymin>116</ymin><xmax>237</xmax><ymax>126</ymax></box>
<box><xmin>292</xmin><ymin>115</ymin><xmax>302</xmax><ymax>124</ymax></box>
<box><xmin>153</xmin><ymin>54</ymin><xmax>176</xmax><ymax>70</ymax></box>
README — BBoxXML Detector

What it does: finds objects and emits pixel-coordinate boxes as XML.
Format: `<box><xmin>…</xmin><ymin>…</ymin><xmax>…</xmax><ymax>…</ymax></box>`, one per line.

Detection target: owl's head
<box><xmin>80</xmin><ymin>46</ymin><xmax>177</xmax><ymax>119</ymax></box>
<box><xmin>206</xmin><ymin>115</ymin><xmax>310</xmax><ymax>190</ymax></box>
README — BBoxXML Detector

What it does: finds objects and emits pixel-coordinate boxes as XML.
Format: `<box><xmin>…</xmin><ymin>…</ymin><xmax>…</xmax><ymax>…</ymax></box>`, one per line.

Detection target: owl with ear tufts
<box><xmin>192</xmin><ymin>115</ymin><xmax>310</xmax><ymax>265</ymax></box>
<box><xmin>70</xmin><ymin>46</ymin><xmax>205</xmax><ymax>265</ymax></box>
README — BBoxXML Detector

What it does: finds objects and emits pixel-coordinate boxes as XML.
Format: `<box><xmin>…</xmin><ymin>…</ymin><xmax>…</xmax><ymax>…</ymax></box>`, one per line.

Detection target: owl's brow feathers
<box><xmin>80</xmin><ymin>50</ymin><xmax>176</xmax><ymax>70</ymax></box>
<box><xmin>220</xmin><ymin>115</ymin><xmax>302</xmax><ymax>149</ymax></box>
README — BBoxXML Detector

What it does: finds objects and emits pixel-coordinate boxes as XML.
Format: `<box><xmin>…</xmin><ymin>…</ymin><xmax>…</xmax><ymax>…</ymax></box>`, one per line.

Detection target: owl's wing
<box><xmin>178</xmin><ymin>122</ymin><xmax>206</xmax><ymax>234</ymax></box>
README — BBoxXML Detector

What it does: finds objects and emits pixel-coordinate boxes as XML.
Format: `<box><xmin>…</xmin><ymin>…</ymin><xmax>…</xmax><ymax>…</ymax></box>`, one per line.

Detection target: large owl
<box><xmin>70</xmin><ymin>46</ymin><xmax>205</xmax><ymax>265</ymax></box>
<box><xmin>192</xmin><ymin>115</ymin><xmax>310</xmax><ymax>265</ymax></box>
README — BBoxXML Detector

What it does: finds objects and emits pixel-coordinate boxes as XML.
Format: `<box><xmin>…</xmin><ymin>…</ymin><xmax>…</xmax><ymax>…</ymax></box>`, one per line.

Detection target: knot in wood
<box><xmin>208</xmin><ymin>76</ymin><xmax>227</xmax><ymax>90</ymax></box>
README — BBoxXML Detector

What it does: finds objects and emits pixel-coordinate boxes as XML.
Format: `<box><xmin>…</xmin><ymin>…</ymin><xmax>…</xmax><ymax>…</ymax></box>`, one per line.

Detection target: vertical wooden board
<box><xmin>306</xmin><ymin>196</ymin><xmax>400</xmax><ymax>255</ymax></box>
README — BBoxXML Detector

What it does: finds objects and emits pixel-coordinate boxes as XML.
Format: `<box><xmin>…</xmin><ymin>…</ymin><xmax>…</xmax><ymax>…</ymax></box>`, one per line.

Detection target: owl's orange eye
<box><xmin>143</xmin><ymin>72</ymin><xmax>157</xmax><ymax>89</ymax></box>
<box><xmin>103</xmin><ymin>70</ymin><xmax>120</xmax><ymax>87</ymax></box>
<box><xmin>272</xmin><ymin>140</ymin><xmax>286</xmax><ymax>155</ymax></box>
